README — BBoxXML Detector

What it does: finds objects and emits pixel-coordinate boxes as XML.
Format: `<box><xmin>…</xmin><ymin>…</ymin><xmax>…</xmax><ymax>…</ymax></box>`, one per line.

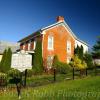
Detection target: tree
<box><xmin>0</xmin><ymin>49</ymin><xmax>7</xmax><ymax>72</ymax></box>
<box><xmin>74</xmin><ymin>45</ymin><xmax>84</xmax><ymax>60</ymax></box>
<box><xmin>70</xmin><ymin>55</ymin><xmax>87</xmax><ymax>78</ymax></box>
<box><xmin>32</xmin><ymin>39</ymin><xmax>43</xmax><ymax>73</ymax></box>
<box><xmin>79</xmin><ymin>45</ymin><xmax>84</xmax><ymax>60</ymax></box>
<box><xmin>5</xmin><ymin>48</ymin><xmax>12</xmax><ymax>72</ymax></box>
<box><xmin>74</xmin><ymin>45</ymin><xmax>79</xmax><ymax>56</ymax></box>
<box><xmin>92</xmin><ymin>37</ymin><xmax>100</xmax><ymax>58</ymax></box>
<box><xmin>71</xmin><ymin>55</ymin><xmax>87</xmax><ymax>70</ymax></box>
<box><xmin>84</xmin><ymin>53</ymin><xmax>93</xmax><ymax>68</ymax></box>
<box><xmin>0</xmin><ymin>48</ymin><xmax>12</xmax><ymax>73</ymax></box>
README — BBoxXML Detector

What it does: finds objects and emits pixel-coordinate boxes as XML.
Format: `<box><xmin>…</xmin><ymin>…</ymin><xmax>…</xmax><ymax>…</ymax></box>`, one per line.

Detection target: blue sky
<box><xmin>0</xmin><ymin>0</ymin><xmax>100</xmax><ymax>50</ymax></box>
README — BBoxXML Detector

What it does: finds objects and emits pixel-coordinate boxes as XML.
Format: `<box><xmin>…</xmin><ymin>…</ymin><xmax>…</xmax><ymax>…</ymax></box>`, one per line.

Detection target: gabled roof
<box><xmin>41</xmin><ymin>21</ymin><xmax>88</xmax><ymax>46</ymax></box>
<box><xmin>18</xmin><ymin>20</ymin><xmax>88</xmax><ymax>46</ymax></box>
<box><xmin>18</xmin><ymin>30</ymin><xmax>41</xmax><ymax>42</ymax></box>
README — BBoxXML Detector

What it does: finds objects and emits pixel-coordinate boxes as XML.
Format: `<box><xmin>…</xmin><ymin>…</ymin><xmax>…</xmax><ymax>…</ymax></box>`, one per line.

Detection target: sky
<box><xmin>0</xmin><ymin>0</ymin><xmax>100</xmax><ymax>50</ymax></box>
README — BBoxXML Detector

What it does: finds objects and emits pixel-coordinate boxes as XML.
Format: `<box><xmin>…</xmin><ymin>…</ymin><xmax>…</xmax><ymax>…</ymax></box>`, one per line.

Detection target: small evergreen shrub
<box><xmin>0</xmin><ymin>48</ymin><xmax>12</xmax><ymax>73</ymax></box>
<box><xmin>32</xmin><ymin>39</ymin><xmax>43</xmax><ymax>74</ymax></box>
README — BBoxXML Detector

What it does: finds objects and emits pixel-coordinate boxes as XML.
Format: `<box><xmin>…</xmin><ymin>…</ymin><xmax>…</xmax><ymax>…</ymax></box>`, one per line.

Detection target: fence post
<box><xmin>54</xmin><ymin>68</ymin><xmax>56</xmax><ymax>82</ymax></box>
<box><xmin>95</xmin><ymin>66</ymin><xmax>97</xmax><ymax>76</ymax></box>
<box><xmin>73</xmin><ymin>67</ymin><xmax>74</xmax><ymax>80</ymax></box>
<box><xmin>24</xmin><ymin>69</ymin><xmax>27</xmax><ymax>87</ymax></box>
<box><xmin>86</xmin><ymin>68</ymin><xmax>87</xmax><ymax>76</ymax></box>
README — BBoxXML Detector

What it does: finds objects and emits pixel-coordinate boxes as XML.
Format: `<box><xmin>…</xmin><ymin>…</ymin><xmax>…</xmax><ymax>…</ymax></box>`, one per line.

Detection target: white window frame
<box><xmin>34</xmin><ymin>40</ymin><xmax>36</xmax><ymax>50</ymax></box>
<box><xmin>47</xmin><ymin>56</ymin><xmax>53</xmax><ymax>69</ymax></box>
<box><xmin>67</xmin><ymin>41</ymin><xmax>71</xmax><ymax>53</ymax></box>
<box><xmin>28</xmin><ymin>41</ymin><xmax>31</xmax><ymax>51</ymax></box>
<box><xmin>48</xmin><ymin>35</ymin><xmax>54</xmax><ymax>50</ymax></box>
<box><xmin>23</xmin><ymin>43</ymin><xmax>25</xmax><ymax>50</ymax></box>
<box><xmin>67</xmin><ymin>57</ymin><xmax>71</xmax><ymax>63</ymax></box>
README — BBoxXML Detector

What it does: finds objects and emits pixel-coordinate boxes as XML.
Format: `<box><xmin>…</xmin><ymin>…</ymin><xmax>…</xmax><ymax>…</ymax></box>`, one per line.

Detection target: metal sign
<box><xmin>94</xmin><ymin>59</ymin><xmax>100</xmax><ymax>65</ymax></box>
<box><xmin>11</xmin><ymin>51</ymin><xmax>32</xmax><ymax>72</ymax></box>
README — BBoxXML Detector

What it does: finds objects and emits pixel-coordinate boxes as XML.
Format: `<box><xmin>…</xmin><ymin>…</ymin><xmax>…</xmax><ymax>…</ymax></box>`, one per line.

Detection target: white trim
<box><xmin>28</xmin><ymin>41</ymin><xmax>31</xmax><ymax>51</ymax></box>
<box><xmin>67</xmin><ymin>56</ymin><xmax>71</xmax><ymax>63</ymax></box>
<box><xmin>41</xmin><ymin>21</ymin><xmax>62</xmax><ymax>30</ymax></box>
<box><xmin>23</xmin><ymin>43</ymin><xmax>25</xmax><ymax>50</ymax></box>
<box><xmin>34</xmin><ymin>40</ymin><xmax>36</xmax><ymax>50</ymax></box>
<box><xmin>41</xmin><ymin>21</ymin><xmax>77</xmax><ymax>40</ymax></box>
<box><xmin>67</xmin><ymin>40</ymin><xmax>71</xmax><ymax>54</ymax></box>
<box><xmin>41</xmin><ymin>21</ymin><xmax>88</xmax><ymax>47</ymax></box>
<box><xmin>41</xmin><ymin>30</ymin><xmax>46</xmax><ymax>35</ymax></box>
<box><xmin>62</xmin><ymin>24</ymin><xmax>75</xmax><ymax>40</ymax></box>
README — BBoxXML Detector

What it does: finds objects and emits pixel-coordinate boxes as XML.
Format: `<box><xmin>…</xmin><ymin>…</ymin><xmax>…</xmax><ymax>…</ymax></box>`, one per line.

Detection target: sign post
<box><xmin>24</xmin><ymin>69</ymin><xmax>27</xmax><ymax>87</ymax></box>
<box><xmin>11</xmin><ymin>50</ymin><xmax>32</xmax><ymax>99</ymax></box>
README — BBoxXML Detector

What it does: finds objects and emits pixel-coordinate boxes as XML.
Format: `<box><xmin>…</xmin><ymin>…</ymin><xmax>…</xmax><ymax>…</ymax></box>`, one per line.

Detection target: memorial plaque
<box><xmin>11</xmin><ymin>51</ymin><xmax>32</xmax><ymax>72</ymax></box>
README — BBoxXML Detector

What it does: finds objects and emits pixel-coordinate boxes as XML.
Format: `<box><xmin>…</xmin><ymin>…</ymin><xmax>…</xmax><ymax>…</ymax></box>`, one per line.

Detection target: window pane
<box><xmin>67</xmin><ymin>41</ymin><xmax>71</xmax><ymax>53</ymax></box>
<box><xmin>48</xmin><ymin>36</ymin><xmax>53</xmax><ymax>50</ymax></box>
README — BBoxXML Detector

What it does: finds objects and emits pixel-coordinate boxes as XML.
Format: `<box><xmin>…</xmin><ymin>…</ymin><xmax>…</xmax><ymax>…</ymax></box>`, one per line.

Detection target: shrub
<box><xmin>52</xmin><ymin>55</ymin><xmax>72</xmax><ymax>74</ymax></box>
<box><xmin>0</xmin><ymin>72</ymin><xmax>7</xmax><ymax>86</ymax></box>
<box><xmin>84</xmin><ymin>53</ymin><xmax>93</xmax><ymax>68</ymax></box>
<box><xmin>25</xmin><ymin>69</ymin><xmax>34</xmax><ymax>77</ymax></box>
<box><xmin>7</xmin><ymin>68</ymin><xmax>21</xmax><ymax>78</ymax></box>
<box><xmin>52</xmin><ymin>55</ymin><xmax>59</xmax><ymax>68</ymax></box>
<box><xmin>0</xmin><ymin>72</ymin><xmax>7</xmax><ymax>79</ymax></box>
<box><xmin>55</xmin><ymin>62</ymin><xmax>72</xmax><ymax>74</ymax></box>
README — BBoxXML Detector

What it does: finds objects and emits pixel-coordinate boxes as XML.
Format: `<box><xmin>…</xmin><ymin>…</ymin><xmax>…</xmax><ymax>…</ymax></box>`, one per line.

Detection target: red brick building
<box><xmin>18</xmin><ymin>16</ymin><xmax>88</xmax><ymax>68</ymax></box>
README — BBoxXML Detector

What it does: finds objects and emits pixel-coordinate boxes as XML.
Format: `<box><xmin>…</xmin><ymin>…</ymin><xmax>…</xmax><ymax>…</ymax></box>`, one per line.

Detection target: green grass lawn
<box><xmin>0</xmin><ymin>76</ymin><xmax>100</xmax><ymax>100</ymax></box>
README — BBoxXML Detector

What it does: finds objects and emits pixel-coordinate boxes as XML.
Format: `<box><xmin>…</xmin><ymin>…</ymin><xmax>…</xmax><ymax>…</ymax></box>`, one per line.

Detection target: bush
<box><xmin>0</xmin><ymin>72</ymin><xmax>7</xmax><ymax>78</ymax></box>
<box><xmin>0</xmin><ymin>72</ymin><xmax>7</xmax><ymax>86</ymax></box>
<box><xmin>0</xmin><ymin>48</ymin><xmax>12</xmax><ymax>73</ymax></box>
<box><xmin>52</xmin><ymin>55</ymin><xmax>72</xmax><ymax>74</ymax></box>
<box><xmin>7</xmin><ymin>68</ymin><xmax>21</xmax><ymax>78</ymax></box>
<box><xmin>55</xmin><ymin>62</ymin><xmax>72</xmax><ymax>74</ymax></box>
<box><xmin>25</xmin><ymin>69</ymin><xmax>34</xmax><ymax>77</ymax></box>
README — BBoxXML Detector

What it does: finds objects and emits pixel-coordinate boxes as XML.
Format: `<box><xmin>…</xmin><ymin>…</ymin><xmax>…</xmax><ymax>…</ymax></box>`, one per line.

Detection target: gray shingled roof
<box><xmin>0</xmin><ymin>41</ymin><xmax>20</xmax><ymax>54</ymax></box>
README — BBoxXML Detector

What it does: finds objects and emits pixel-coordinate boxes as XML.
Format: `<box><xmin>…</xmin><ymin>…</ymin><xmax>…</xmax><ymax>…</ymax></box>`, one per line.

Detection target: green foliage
<box><xmin>0</xmin><ymin>49</ymin><xmax>7</xmax><ymax>72</ymax></box>
<box><xmin>5</xmin><ymin>48</ymin><xmax>12</xmax><ymax>71</ymax></box>
<box><xmin>84</xmin><ymin>53</ymin><xmax>93</xmax><ymax>68</ymax></box>
<box><xmin>92</xmin><ymin>37</ymin><xmax>100</xmax><ymax>58</ymax></box>
<box><xmin>70</xmin><ymin>55</ymin><xmax>87</xmax><ymax>70</ymax></box>
<box><xmin>0</xmin><ymin>72</ymin><xmax>7</xmax><ymax>86</ymax></box>
<box><xmin>0</xmin><ymin>72</ymin><xmax>7</xmax><ymax>78</ymax></box>
<box><xmin>52</xmin><ymin>55</ymin><xmax>71</xmax><ymax>74</ymax></box>
<box><xmin>0</xmin><ymin>48</ymin><xmax>12</xmax><ymax>73</ymax></box>
<box><xmin>55</xmin><ymin>62</ymin><xmax>71</xmax><ymax>74</ymax></box>
<box><xmin>74</xmin><ymin>45</ymin><xmax>84</xmax><ymax>60</ymax></box>
<box><xmin>52</xmin><ymin>55</ymin><xmax>59</xmax><ymax>68</ymax></box>
<box><xmin>32</xmin><ymin>39</ymin><xmax>43</xmax><ymax>74</ymax></box>
<box><xmin>7</xmin><ymin>68</ymin><xmax>20</xmax><ymax>78</ymax></box>
<box><xmin>0</xmin><ymin>76</ymin><xmax>100</xmax><ymax>99</ymax></box>
<box><xmin>25</xmin><ymin>69</ymin><xmax>34</xmax><ymax>77</ymax></box>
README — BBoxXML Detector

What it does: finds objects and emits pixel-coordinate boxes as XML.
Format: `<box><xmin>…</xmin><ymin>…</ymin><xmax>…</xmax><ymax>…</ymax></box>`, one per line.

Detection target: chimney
<box><xmin>56</xmin><ymin>16</ymin><xmax>64</xmax><ymax>22</ymax></box>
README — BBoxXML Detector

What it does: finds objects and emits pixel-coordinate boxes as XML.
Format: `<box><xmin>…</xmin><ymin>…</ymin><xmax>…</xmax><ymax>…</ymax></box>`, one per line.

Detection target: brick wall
<box><xmin>42</xmin><ymin>25</ymin><xmax>75</xmax><ymax>65</ymax></box>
